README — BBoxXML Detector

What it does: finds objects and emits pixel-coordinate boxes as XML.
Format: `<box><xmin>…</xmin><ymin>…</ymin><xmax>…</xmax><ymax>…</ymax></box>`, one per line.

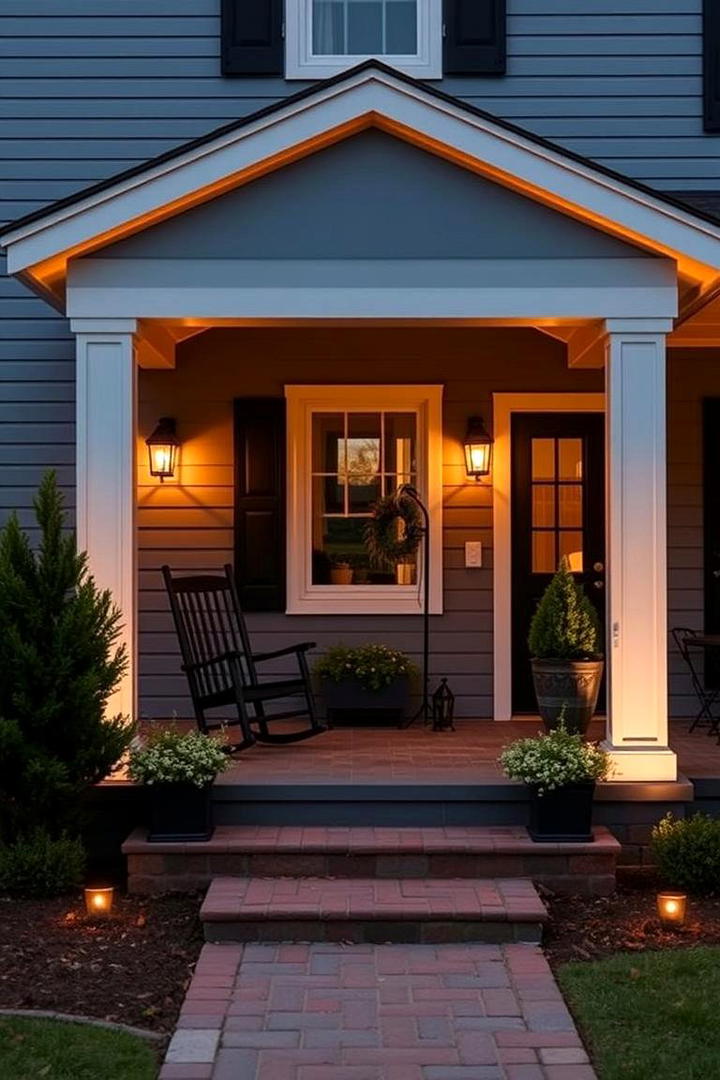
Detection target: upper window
<box><xmin>285</xmin><ymin>385</ymin><xmax>443</xmax><ymax>614</ymax></box>
<box><xmin>285</xmin><ymin>0</ymin><xmax>442</xmax><ymax>79</ymax></box>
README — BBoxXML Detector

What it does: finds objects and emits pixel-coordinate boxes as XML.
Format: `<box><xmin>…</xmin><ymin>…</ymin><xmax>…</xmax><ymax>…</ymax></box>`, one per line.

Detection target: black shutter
<box><xmin>704</xmin><ymin>0</ymin><xmax>720</xmax><ymax>132</ymax></box>
<box><xmin>234</xmin><ymin>398</ymin><xmax>286</xmax><ymax>611</ymax></box>
<box><xmin>221</xmin><ymin>0</ymin><xmax>283</xmax><ymax>77</ymax></box>
<box><xmin>444</xmin><ymin>0</ymin><xmax>506</xmax><ymax>76</ymax></box>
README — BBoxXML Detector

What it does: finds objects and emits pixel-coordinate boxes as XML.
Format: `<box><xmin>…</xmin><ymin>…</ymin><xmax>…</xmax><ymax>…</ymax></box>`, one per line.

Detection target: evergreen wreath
<box><xmin>363</xmin><ymin>492</ymin><xmax>424</xmax><ymax>570</ymax></box>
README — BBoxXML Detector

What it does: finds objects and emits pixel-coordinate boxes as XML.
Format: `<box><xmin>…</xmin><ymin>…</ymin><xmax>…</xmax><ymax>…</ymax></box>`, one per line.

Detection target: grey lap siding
<box><xmin>0</xmin><ymin>0</ymin><xmax>717</xmax><ymax>716</ymax></box>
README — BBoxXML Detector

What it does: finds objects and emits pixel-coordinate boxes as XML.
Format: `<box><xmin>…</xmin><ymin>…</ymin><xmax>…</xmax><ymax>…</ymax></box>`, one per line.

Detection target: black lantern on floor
<box><xmin>432</xmin><ymin>678</ymin><xmax>455</xmax><ymax>732</ymax></box>
<box><xmin>146</xmin><ymin>417</ymin><xmax>179</xmax><ymax>481</ymax></box>
<box><xmin>463</xmin><ymin>415</ymin><xmax>493</xmax><ymax>480</ymax></box>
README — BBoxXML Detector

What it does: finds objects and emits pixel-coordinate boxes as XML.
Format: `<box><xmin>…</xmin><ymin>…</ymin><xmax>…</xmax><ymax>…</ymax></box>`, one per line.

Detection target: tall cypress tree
<box><xmin>0</xmin><ymin>472</ymin><xmax>131</xmax><ymax>840</ymax></box>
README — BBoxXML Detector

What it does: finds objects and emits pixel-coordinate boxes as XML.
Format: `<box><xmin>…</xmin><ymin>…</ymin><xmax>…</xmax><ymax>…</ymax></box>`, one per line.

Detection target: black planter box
<box><xmin>322</xmin><ymin>676</ymin><xmax>410</xmax><ymax>726</ymax></box>
<box><xmin>528</xmin><ymin>781</ymin><xmax>595</xmax><ymax>843</ymax></box>
<box><xmin>147</xmin><ymin>782</ymin><xmax>213</xmax><ymax>843</ymax></box>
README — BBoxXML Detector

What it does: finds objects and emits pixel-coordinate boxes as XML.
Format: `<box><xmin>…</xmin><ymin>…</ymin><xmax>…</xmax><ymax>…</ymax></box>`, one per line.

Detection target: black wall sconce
<box><xmin>463</xmin><ymin>415</ymin><xmax>493</xmax><ymax>480</ymax></box>
<box><xmin>146</xmin><ymin>417</ymin><xmax>179</xmax><ymax>481</ymax></box>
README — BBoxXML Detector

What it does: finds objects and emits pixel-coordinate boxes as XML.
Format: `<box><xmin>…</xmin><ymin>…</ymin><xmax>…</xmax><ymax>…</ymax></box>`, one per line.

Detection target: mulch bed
<box><xmin>0</xmin><ymin>893</ymin><xmax>203</xmax><ymax>1033</ymax></box>
<box><xmin>544</xmin><ymin>885</ymin><xmax>720</xmax><ymax>969</ymax></box>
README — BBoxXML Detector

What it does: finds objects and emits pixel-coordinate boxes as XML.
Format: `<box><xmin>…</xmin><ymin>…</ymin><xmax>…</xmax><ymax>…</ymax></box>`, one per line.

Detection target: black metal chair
<box><xmin>162</xmin><ymin>564</ymin><xmax>327</xmax><ymax>752</ymax></box>
<box><xmin>671</xmin><ymin>626</ymin><xmax>720</xmax><ymax>734</ymax></box>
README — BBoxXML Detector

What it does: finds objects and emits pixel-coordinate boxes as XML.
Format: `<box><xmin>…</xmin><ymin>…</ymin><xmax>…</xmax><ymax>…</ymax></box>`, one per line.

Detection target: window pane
<box><xmin>386</xmin><ymin>0</ymin><xmax>416</xmax><ymax>52</ymax></box>
<box><xmin>532</xmin><ymin>532</ymin><xmax>555</xmax><ymax>574</ymax></box>
<box><xmin>559</xmin><ymin>485</ymin><xmax>583</xmax><ymax>527</ymax></box>
<box><xmin>312</xmin><ymin>413</ymin><xmax>344</xmax><ymax>474</ymax></box>
<box><xmin>559</xmin><ymin>531</ymin><xmax>583</xmax><ymax>572</ymax></box>
<box><xmin>559</xmin><ymin>438</ymin><xmax>583</xmax><ymax>480</ymax></box>
<box><xmin>346</xmin><ymin>413</ymin><xmax>380</xmax><ymax>485</ymax></box>
<box><xmin>313</xmin><ymin>1</ymin><xmax>345</xmax><ymax>54</ymax></box>
<box><xmin>384</xmin><ymin>412</ymin><xmax>416</xmax><ymax>481</ymax></box>
<box><xmin>532</xmin><ymin>485</ymin><xmax>555</xmax><ymax>528</ymax></box>
<box><xmin>347</xmin><ymin>1</ymin><xmax>383</xmax><ymax>53</ymax></box>
<box><xmin>532</xmin><ymin>438</ymin><xmax>555</xmax><ymax>480</ymax></box>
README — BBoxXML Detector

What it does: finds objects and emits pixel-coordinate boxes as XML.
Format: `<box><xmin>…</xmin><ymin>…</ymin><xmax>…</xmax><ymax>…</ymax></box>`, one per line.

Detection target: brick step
<box><xmin>123</xmin><ymin>824</ymin><xmax>618</xmax><ymax>896</ymax></box>
<box><xmin>201</xmin><ymin>875</ymin><xmax>549</xmax><ymax>944</ymax></box>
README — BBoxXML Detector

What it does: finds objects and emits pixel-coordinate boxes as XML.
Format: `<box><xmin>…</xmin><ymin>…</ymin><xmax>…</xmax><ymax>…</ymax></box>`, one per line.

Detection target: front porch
<box><xmin>8</xmin><ymin>66</ymin><xmax>720</xmax><ymax>784</ymax></box>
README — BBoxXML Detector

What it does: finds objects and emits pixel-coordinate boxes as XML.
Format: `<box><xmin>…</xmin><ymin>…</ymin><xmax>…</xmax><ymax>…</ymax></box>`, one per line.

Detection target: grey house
<box><xmin>3</xmin><ymin>1</ymin><xmax>720</xmax><ymax>784</ymax></box>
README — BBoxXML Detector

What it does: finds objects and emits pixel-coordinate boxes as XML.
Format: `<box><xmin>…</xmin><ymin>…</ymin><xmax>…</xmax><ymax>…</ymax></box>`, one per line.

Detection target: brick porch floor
<box><xmin>160</xmin><ymin>941</ymin><xmax>596</xmax><ymax>1079</ymax></box>
<box><xmin>210</xmin><ymin>718</ymin><xmax>710</xmax><ymax>786</ymax></box>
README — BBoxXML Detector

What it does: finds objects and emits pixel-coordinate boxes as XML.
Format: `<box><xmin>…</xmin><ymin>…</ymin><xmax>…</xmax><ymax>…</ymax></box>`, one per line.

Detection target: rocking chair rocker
<box><xmin>162</xmin><ymin>564</ymin><xmax>327</xmax><ymax>751</ymax></box>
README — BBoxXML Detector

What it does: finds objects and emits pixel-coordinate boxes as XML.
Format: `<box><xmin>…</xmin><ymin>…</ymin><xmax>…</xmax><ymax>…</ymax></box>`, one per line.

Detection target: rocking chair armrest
<box><xmin>252</xmin><ymin>642</ymin><xmax>316</xmax><ymax>663</ymax></box>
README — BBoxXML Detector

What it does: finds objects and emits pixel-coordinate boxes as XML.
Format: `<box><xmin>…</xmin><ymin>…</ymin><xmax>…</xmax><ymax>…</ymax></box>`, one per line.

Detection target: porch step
<box><xmin>123</xmin><ymin>824</ymin><xmax>619</xmax><ymax>896</ymax></box>
<box><xmin>200</xmin><ymin>875</ymin><xmax>548</xmax><ymax>944</ymax></box>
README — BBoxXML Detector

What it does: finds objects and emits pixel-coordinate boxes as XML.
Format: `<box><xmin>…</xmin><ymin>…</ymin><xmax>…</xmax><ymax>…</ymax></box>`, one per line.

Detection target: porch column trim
<box><xmin>602</xmin><ymin>317</ymin><xmax>677</xmax><ymax>781</ymax></box>
<box><xmin>72</xmin><ymin>317</ymin><xmax>137</xmax><ymax>721</ymax></box>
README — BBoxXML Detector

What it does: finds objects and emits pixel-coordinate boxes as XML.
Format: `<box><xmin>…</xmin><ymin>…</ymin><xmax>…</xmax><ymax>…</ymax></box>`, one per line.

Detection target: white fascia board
<box><xmin>5</xmin><ymin>69</ymin><xmax>720</xmax><ymax>280</ymax></box>
<box><xmin>67</xmin><ymin>257</ymin><xmax>678</xmax><ymax>322</ymax></box>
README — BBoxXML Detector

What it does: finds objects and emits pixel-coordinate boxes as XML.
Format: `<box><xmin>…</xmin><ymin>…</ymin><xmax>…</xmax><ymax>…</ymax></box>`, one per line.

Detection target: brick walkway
<box><xmin>160</xmin><ymin>942</ymin><xmax>596</xmax><ymax>1079</ymax></box>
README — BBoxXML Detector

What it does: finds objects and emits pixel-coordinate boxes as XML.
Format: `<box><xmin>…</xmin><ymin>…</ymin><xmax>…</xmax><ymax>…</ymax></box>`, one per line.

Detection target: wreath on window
<box><xmin>363</xmin><ymin>493</ymin><xmax>424</xmax><ymax>570</ymax></box>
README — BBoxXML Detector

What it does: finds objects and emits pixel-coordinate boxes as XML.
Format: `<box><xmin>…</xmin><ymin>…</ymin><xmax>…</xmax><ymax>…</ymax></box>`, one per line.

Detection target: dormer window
<box><xmin>285</xmin><ymin>0</ymin><xmax>442</xmax><ymax>79</ymax></box>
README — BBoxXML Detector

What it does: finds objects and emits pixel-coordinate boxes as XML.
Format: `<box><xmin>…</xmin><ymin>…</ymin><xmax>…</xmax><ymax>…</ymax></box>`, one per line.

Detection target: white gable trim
<box><xmin>4</xmin><ymin>67</ymin><xmax>720</xmax><ymax>297</ymax></box>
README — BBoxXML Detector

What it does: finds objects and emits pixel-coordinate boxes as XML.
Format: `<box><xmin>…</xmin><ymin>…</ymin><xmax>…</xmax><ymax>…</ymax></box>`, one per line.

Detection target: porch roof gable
<box><xmin>5</xmin><ymin>61</ymin><xmax>720</xmax><ymax>310</ymax></box>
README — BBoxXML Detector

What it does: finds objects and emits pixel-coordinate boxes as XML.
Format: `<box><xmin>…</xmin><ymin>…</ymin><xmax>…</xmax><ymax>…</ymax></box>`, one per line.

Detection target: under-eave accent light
<box><xmin>463</xmin><ymin>415</ymin><xmax>493</xmax><ymax>480</ymax></box>
<box><xmin>146</xmin><ymin>417</ymin><xmax>179</xmax><ymax>481</ymax></box>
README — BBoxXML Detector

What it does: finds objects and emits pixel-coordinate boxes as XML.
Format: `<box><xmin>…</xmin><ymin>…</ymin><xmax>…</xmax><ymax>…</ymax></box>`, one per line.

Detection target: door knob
<box><xmin>593</xmin><ymin>580</ymin><xmax>604</xmax><ymax>590</ymax></box>
<box><xmin>593</xmin><ymin>561</ymin><xmax>604</xmax><ymax>573</ymax></box>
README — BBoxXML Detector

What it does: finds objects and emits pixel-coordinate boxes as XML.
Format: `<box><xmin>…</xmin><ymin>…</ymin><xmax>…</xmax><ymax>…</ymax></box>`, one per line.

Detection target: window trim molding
<box><xmin>285</xmin><ymin>384</ymin><xmax>443</xmax><ymax>615</ymax></box>
<box><xmin>284</xmin><ymin>0</ymin><xmax>443</xmax><ymax>80</ymax></box>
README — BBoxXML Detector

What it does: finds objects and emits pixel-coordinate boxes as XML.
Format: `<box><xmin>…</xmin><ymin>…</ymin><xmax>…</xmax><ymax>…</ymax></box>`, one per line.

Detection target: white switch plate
<box><xmin>465</xmin><ymin>541</ymin><xmax>483</xmax><ymax>568</ymax></box>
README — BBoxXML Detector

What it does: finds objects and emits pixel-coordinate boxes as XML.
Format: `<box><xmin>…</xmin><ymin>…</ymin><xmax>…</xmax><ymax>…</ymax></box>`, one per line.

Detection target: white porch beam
<box><xmin>72</xmin><ymin>317</ymin><xmax>137</xmax><ymax>722</ymax></box>
<box><xmin>602</xmin><ymin>317</ymin><xmax>677</xmax><ymax>781</ymax></box>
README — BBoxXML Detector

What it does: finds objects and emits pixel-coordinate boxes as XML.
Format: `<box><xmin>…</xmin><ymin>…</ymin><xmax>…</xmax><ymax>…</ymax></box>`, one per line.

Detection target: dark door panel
<box><xmin>511</xmin><ymin>412</ymin><xmax>605</xmax><ymax>714</ymax></box>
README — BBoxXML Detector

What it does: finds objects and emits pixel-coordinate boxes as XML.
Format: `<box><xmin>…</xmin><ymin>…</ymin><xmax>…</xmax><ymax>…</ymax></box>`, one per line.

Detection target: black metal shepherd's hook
<box><xmin>394</xmin><ymin>484</ymin><xmax>432</xmax><ymax>726</ymax></box>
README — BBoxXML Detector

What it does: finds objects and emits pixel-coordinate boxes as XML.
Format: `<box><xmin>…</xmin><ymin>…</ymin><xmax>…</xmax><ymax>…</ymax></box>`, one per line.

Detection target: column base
<box><xmin>600</xmin><ymin>741</ymin><xmax>677</xmax><ymax>782</ymax></box>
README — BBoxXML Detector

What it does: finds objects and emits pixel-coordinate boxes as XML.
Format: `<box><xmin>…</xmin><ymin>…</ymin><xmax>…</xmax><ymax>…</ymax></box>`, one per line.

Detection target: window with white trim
<box><xmin>285</xmin><ymin>385</ymin><xmax>443</xmax><ymax>615</ymax></box>
<box><xmin>284</xmin><ymin>0</ymin><xmax>442</xmax><ymax>80</ymax></box>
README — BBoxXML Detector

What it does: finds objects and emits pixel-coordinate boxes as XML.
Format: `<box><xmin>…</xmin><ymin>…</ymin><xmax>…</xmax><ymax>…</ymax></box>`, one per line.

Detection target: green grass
<box><xmin>558</xmin><ymin>947</ymin><xmax>720</xmax><ymax>1080</ymax></box>
<box><xmin>0</xmin><ymin>1016</ymin><xmax>158</xmax><ymax>1080</ymax></box>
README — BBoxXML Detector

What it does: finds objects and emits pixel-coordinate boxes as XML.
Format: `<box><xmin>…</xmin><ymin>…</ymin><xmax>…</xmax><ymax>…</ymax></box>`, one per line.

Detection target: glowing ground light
<box><xmin>656</xmin><ymin>891</ymin><xmax>687</xmax><ymax>928</ymax></box>
<box><xmin>84</xmin><ymin>886</ymin><xmax>114</xmax><ymax>917</ymax></box>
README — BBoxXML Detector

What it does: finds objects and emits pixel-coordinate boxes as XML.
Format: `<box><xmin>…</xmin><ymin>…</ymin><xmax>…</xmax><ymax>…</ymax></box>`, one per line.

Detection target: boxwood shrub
<box><xmin>651</xmin><ymin>813</ymin><xmax>720</xmax><ymax>895</ymax></box>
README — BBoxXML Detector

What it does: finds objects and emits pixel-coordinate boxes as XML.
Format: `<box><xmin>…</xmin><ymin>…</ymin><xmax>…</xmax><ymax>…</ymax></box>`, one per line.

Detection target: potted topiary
<box><xmin>528</xmin><ymin>559</ymin><xmax>604</xmax><ymax>734</ymax></box>
<box><xmin>129</xmin><ymin>728</ymin><xmax>229</xmax><ymax>842</ymax></box>
<box><xmin>500</xmin><ymin>723</ymin><xmax>610</xmax><ymax>842</ymax></box>
<box><xmin>314</xmin><ymin>643</ymin><xmax>418</xmax><ymax>725</ymax></box>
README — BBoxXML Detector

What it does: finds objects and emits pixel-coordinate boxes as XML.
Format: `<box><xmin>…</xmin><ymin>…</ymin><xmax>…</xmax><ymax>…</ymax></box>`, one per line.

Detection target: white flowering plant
<box><xmin>128</xmin><ymin>728</ymin><xmax>229</xmax><ymax>788</ymax></box>
<box><xmin>313</xmin><ymin>643</ymin><xmax>418</xmax><ymax>693</ymax></box>
<box><xmin>499</xmin><ymin>723</ymin><xmax>610</xmax><ymax>796</ymax></box>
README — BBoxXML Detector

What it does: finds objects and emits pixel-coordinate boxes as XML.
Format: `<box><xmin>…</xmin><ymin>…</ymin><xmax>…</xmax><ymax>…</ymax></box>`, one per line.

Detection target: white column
<box><xmin>72</xmin><ymin>318</ymin><xmax>137</xmax><ymax>721</ymax></box>
<box><xmin>602</xmin><ymin>318</ymin><xmax>676</xmax><ymax>781</ymax></box>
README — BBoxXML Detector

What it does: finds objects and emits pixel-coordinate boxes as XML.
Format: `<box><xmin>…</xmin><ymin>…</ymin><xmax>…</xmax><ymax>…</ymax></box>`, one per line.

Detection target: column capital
<box><xmin>70</xmin><ymin>318</ymin><xmax>137</xmax><ymax>335</ymax></box>
<box><xmin>604</xmin><ymin>317</ymin><xmax>674</xmax><ymax>336</ymax></box>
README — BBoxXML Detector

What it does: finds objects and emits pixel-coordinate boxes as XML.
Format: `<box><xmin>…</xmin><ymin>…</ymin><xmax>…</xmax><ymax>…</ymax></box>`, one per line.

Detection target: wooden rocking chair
<box><xmin>162</xmin><ymin>564</ymin><xmax>327</xmax><ymax>752</ymax></box>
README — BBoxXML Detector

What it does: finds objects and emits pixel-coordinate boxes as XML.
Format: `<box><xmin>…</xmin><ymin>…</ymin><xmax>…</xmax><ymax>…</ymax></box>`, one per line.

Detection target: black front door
<box><xmin>511</xmin><ymin>413</ymin><xmax>605</xmax><ymax>714</ymax></box>
<box><xmin>704</xmin><ymin>399</ymin><xmax>720</xmax><ymax>686</ymax></box>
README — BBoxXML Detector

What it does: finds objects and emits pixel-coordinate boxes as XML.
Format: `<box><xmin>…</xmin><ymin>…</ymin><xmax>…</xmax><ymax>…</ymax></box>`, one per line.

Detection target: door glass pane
<box><xmin>383</xmin><ymin>412</ymin><xmax>416</xmax><ymax>481</ymax></box>
<box><xmin>559</xmin><ymin>485</ymin><xmax>582</xmax><ymax>528</ymax></box>
<box><xmin>532</xmin><ymin>532</ymin><xmax>555</xmax><ymax>574</ymax></box>
<box><xmin>559</xmin><ymin>438</ymin><xmax>583</xmax><ymax>480</ymax></box>
<box><xmin>532</xmin><ymin>485</ymin><xmax>555</xmax><ymax>528</ymax></box>
<box><xmin>346</xmin><ymin>413</ymin><xmax>380</xmax><ymax>485</ymax></box>
<box><xmin>559</xmin><ymin>531</ymin><xmax>583</xmax><ymax>572</ymax></box>
<box><xmin>532</xmin><ymin>438</ymin><xmax>555</xmax><ymax>480</ymax></box>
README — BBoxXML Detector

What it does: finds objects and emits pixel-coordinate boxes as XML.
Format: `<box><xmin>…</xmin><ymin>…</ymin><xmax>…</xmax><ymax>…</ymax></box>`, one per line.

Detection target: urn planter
<box><xmin>528</xmin><ymin>781</ymin><xmax>596</xmax><ymax>843</ymax></box>
<box><xmin>323</xmin><ymin>676</ymin><xmax>410</xmax><ymax>726</ymax></box>
<box><xmin>531</xmin><ymin>658</ymin><xmax>604</xmax><ymax>735</ymax></box>
<box><xmin>147</xmin><ymin>782</ymin><xmax>213</xmax><ymax>843</ymax></box>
